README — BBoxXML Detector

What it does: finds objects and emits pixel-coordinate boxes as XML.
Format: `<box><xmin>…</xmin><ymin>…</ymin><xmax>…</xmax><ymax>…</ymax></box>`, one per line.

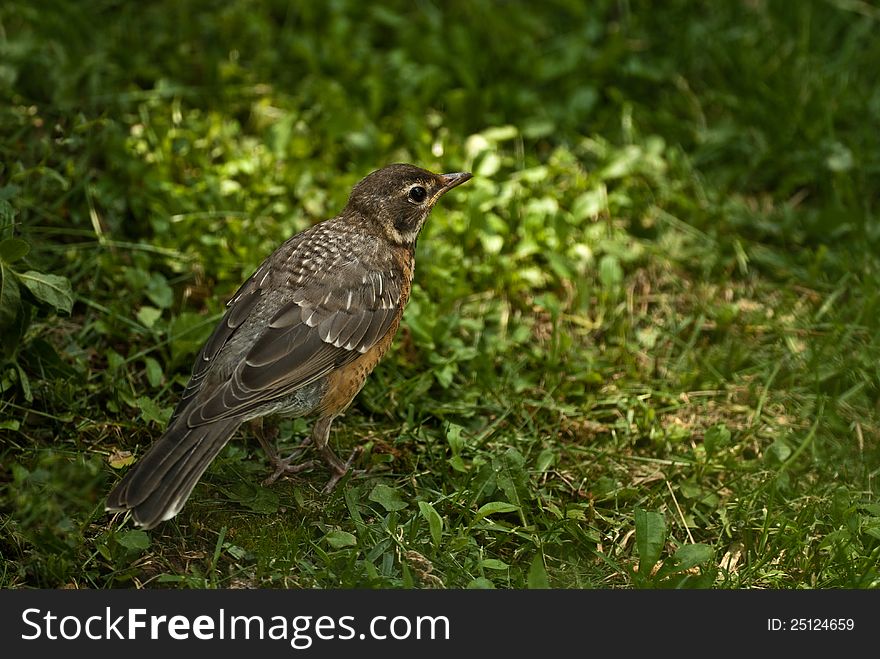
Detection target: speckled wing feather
<box><xmin>176</xmin><ymin>219</ymin><xmax>405</xmax><ymax>427</ymax></box>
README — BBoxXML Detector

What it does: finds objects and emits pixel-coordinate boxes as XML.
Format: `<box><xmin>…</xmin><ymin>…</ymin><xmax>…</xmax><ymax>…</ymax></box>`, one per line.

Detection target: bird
<box><xmin>106</xmin><ymin>163</ymin><xmax>472</xmax><ymax>529</ymax></box>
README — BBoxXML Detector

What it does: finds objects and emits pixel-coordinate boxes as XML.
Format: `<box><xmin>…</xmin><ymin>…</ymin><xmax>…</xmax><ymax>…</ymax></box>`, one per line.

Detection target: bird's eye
<box><xmin>408</xmin><ymin>186</ymin><xmax>427</xmax><ymax>203</ymax></box>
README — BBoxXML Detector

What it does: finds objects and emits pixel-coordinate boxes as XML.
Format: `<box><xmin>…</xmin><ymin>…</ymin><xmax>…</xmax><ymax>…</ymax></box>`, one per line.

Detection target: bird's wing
<box><xmin>168</xmin><ymin>260</ymin><xmax>268</xmax><ymax>422</ymax></box>
<box><xmin>172</xmin><ymin>227</ymin><xmax>405</xmax><ymax>426</ymax></box>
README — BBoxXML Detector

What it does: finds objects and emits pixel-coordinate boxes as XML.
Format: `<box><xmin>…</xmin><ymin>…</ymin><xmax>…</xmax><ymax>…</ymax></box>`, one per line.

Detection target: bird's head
<box><xmin>345</xmin><ymin>163</ymin><xmax>472</xmax><ymax>247</ymax></box>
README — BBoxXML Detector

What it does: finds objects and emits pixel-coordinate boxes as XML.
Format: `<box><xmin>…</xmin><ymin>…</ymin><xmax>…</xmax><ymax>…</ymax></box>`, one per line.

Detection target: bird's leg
<box><xmin>312</xmin><ymin>415</ymin><xmax>363</xmax><ymax>493</ymax></box>
<box><xmin>251</xmin><ymin>418</ymin><xmax>278</xmax><ymax>458</ymax></box>
<box><xmin>252</xmin><ymin>418</ymin><xmax>317</xmax><ymax>485</ymax></box>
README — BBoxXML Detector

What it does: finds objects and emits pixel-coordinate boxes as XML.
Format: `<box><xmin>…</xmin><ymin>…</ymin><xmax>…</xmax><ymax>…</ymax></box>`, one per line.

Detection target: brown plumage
<box><xmin>106</xmin><ymin>163</ymin><xmax>471</xmax><ymax>529</ymax></box>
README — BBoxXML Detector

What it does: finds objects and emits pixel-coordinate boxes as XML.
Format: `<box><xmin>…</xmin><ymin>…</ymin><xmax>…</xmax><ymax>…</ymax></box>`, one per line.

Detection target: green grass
<box><xmin>1</xmin><ymin>0</ymin><xmax>878</xmax><ymax>589</ymax></box>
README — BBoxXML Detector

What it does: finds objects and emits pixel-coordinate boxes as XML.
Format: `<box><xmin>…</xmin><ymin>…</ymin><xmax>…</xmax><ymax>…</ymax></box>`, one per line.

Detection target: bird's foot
<box><xmin>263</xmin><ymin>456</ymin><xmax>319</xmax><ymax>486</ymax></box>
<box><xmin>321</xmin><ymin>447</ymin><xmax>364</xmax><ymax>493</ymax></box>
<box><xmin>259</xmin><ymin>434</ymin><xmax>314</xmax><ymax>485</ymax></box>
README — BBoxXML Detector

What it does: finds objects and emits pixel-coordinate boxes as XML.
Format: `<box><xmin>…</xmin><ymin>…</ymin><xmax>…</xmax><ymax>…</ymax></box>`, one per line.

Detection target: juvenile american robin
<box><xmin>106</xmin><ymin>163</ymin><xmax>471</xmax><ymax>529</ymax></box>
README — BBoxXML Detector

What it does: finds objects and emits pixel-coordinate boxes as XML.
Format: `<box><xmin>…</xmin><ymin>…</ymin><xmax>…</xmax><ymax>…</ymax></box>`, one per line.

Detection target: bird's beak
<box><xmin>439</xmin><ymin>171</ymin><xmax>473</xmax><ymax>192</ymax></box>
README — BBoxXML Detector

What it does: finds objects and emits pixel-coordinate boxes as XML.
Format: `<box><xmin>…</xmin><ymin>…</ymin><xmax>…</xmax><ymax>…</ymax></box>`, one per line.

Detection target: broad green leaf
<box><xmin>635</xmin><ymin>508</ymin><xmax>666</xmax><ymax>575</ymax></box>
<box><xmin>448</xmin><ymin>455</ymin><xmax>468</xmax><ymax>472</ymax></box>
<box><xmin>476</xmin><ymin>152</ymin><xmax>501</xmax><ymax>177</ymax></box>
<box><xmin>117</xmin><ymin>530</ymin><xmax>151</xmax><ymax>551</ymax></box>
<box><xmin>146</xmin><ymin>272</ymin><xmax>174</xmax><ymax>309</ymax></box>
<box><xmin>826</xmin><ymin>142</ymin><xmax>853</xmax><ymax>172</ymax></box>
<box><xmin>536</xmin><ymin>448</ymin><xmax>556</xmax><ymax>473</ymax></box>
<box><xmin>0</xmin><ymin>185</ymin><xmax>20</xmax><ymax>202</ymax></box>
<box><xmin>599</xmin><ymin>144</ymin><xmax>643</xmax><ymax>180</ymax></box>
<box><xmin>480</xmin><ymin>559</ymin><xmax>510</xmax><ymax>570</ymax></box>
<box><xmin>445</xmin><ymin>422</ymin><xmax>466</xmax><ymax>454</ymax></box>
<box><xmin>521</xmin><ymin>119</ymin><xmax>555</xmax><ymax>139</ymax></box>
<box><xmin>107</xmin><ymin>349</ymin><xmax>125</xmax><ymax>372</ymax></box>
<box><xmin>137</xmin><ymin>395</ymin><xmax>172</xmax><ymax>426</ymax></box>
<box><xmin>598</xmin><ymin>254</ymin><xmax>623</xmax><ymax>290</ymax></box>
<box><xmin>137</xmin><ymin>305</ymin><xmax>162</xmax><ymax>329</ymax></box>
<box><xmin>0</xmin><ymin>263</ymin><xmax>21</xmax><ymax>326</ymax></box>
<box><xmin>672</xmin><ymin>544</ymin><xmax>714</xmax><ymax>571</ymax></box>
<box><xmin>418</xmin><ymin>501</ymin><xmax>443</xmax><ymax>547</ymax></box>
<box><xmin>476</xmin><ymin>501</ymin><xmax>520</xmax><ymax>520</ymax></box>
<box><xmin>224</xmin><ymin>544</ymin><xmax>248</xmax><ymax>561</ymax></box>
<box><xmin>14</xmin><ymin>361</ymin><xmax>31</xmax><ymax>402</ymax></box>
<box><xmin>144</xmin><ymin>356</ymin><xmax>164</xmax><ymax>387</ymax></box>
<box><xmin>466</xmin><ymin>577</ymin><xmax>495</xmax><ymax>589</ymax></box>
<box><xmin>514</xmin><ymin>165</ymin><xmax>549</xmax><ymax>184</ymax></box>
<box><xmin>19</xmin><ymin>270</ymin><xmax>73</xmax><ymax>314</ymax></box>
<box><xmin>368</xmin><ymin>483</ymin><xmax>408</xmax><ymax>512</ymax></box>
<box><xmin>704</xmin><ymin>424</ymin><xmax>731</xmax><ymax>455</ymax></box>
<box><xmin>479</xmin><ymin>233</ymin><xmax>504</xmax><ymax>255</ymax></box>
<box><xmin>528</xmin><ymin>554</ymin><xmax>550</xmax><ymax>589</ymax></box>
<box><xmin>572</xmin><ymin>188</ymin><xmax>606</xmax><ymax>220</ymax></box>
<box><xmin>0</xmin><ymin>199</ymin><xmax>14</xmax><ymax>233</ymax></box>
<box><xmin>481</xmin><ymin>125</ymin><xmax>518</xmax><ymax>142</ymax></box>
<box><xmin>324</xmin><ymin>530</ymin><xmax>357</xmax><ymax>549</ymax></box>
<box><xmin>221</xmin><ymin>482</ymin><xmax>280</xmax><ymax>514</ymax></box>
<box><xmin>244</xmin><ymin>490</ymin><xmax>279</xmax><ymax>514</ymax></box>
<box><xmin>765</xmin><ymin>439</ymin><xmax>792</xmax><ymax>466</ymax></box>
<box><xmin>465</xmin><ymin>134</ymin><xmax>490</xmax><ymax>158</ymax></box>
<box><xmin>0</xmin><ymin>238</ymin><xmax>29</xmax><ymax>263</ymax></box>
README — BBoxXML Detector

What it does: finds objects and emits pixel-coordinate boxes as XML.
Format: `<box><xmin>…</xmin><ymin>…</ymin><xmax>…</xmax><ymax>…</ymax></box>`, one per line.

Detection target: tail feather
<box><xmin>106</xmin><ymin>418</ymin><xmax>241</xmax><ymax>529</ymax></box>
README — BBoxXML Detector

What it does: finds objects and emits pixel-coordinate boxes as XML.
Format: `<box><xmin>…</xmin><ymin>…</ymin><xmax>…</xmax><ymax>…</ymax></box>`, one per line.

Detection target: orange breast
<box><xmin>319</xmin><ymin>313</ymin><xmax>402</xmax><ymax>416</ymax></box>
<box><xmin>319</xmin><ymin>247</ymin><xmax>414</xmax><ymax>416</ymax></box>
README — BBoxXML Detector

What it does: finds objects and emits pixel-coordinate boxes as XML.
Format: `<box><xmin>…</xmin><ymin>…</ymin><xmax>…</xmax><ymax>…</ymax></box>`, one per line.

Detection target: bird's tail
<box><xmin>106</xmin><ymin>417</ymin><xmax>241</xmax><ymax>529</ymax></box>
